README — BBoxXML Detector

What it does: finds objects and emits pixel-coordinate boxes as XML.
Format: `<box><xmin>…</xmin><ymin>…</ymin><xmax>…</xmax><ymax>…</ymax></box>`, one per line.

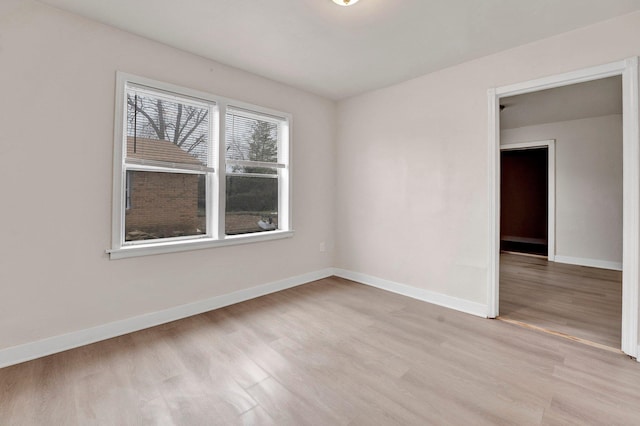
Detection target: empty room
<box><xmin>2</xmin><ymin>1</ymin><xmax>640</xmax><ymax>424</ymax></box>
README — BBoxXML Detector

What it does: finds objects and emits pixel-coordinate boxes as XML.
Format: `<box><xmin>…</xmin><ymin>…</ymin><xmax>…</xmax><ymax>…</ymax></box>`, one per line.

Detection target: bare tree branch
<box><xmin>173</xmin><ymin>104</ymin><xmax>183</xmax><ymax>143</ymax></box>
<box><xmin>156</xmin><ymin>99</ymin><xmax>167</xmax><ymax>140</ymax></box>
<box><xmin>127</xmin><ymin>95</ymin><xmax>162</xmax><ymax>139</ymax></box>
<box><xmin>186</xmin><ymin>134</ymin><xmax>205</xmax><ymax>153</ymax></box>
<box><xmin>178</xmin><ymin>110</ymin><xmax>208</xmax><ymax>146</ymax></box>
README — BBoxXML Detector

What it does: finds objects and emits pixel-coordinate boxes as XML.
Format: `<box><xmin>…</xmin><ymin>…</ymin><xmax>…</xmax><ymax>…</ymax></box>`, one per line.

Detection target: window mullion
<box><xmin>278</xmin><ymin>120</ymin><xmax>291</xmax><ymax>231</ymax></box>
<box><xmin>207</xmin><ymin>103</ymin><xmax>218</xmax><ymax>240</ymax></box>
<box><xmin>277</xmin><ymin>121</ymin><xmax>283</xmax><ymax>232</ymax></box>
<box><xmin>217</xmin><ymin>102</ymin><xmax>228</xmax><ymax>240</ymax></box>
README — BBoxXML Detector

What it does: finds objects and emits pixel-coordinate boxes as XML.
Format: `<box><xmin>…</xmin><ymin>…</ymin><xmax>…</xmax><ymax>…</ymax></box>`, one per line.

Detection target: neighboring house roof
<box><xmin>127</xmin><ymin>137</ymin><xmax>203</xmax><ymax>165</ymax></box>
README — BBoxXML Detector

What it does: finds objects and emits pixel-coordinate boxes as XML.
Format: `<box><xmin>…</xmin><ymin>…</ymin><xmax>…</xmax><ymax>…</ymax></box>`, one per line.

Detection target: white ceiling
<box><xmin>38</xmin><ymin>0</ymin><xmax>640</xmax><ymax>100</ymax></box>
<box><xmin>500</xmin><ymin>76</ymin><xmax>622</xmax><ymax>130</ymax></box>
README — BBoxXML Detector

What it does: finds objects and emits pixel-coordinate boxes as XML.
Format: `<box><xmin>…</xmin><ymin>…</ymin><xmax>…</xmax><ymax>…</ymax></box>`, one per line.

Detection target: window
<box><xmin>225</xmin><ymin>109</ymin><xmax>286</xmax><ymax>235</ymax></box>
<box><xmin>109</xmin><ymin>73</ymin><xmax>292</xmax><ymax>259</ymax></box>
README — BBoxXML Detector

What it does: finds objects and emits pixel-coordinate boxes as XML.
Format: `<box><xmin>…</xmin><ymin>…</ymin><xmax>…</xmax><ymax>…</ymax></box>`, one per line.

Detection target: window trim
<box><xmin>125</xmin><ymin>171</ymin><xmax>132</xmax><ymax>210</ymax></box>
<box><xmin>108</xmin><ymin>72</ymin><xmax>293</xmax><ymax>259</ymax></box>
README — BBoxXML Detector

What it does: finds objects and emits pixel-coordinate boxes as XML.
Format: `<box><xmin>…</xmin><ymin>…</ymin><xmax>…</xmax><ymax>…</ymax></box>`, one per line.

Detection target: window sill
<box><xmin>107</xmin><ymin>230</ymin><xmax>295</xmax><ymax>260</ymax></box>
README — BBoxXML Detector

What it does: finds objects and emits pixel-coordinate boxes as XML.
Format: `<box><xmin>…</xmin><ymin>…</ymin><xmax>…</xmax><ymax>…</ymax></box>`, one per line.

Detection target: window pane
<box><xmin>226</xmin><ymin>112</ymin><xmax>278</xmax><ymax>164</ymax></box>
<box><xmin>127</xmin><ymin>87</ymin><xmax>210</xmax><ymax>167</ymax></box>
<box><xmin>226</xmin><ymin>176</ymin><xmax>278</xmax><ymax>235</ymax></box>
<box><xmin>125</xmin><ymin>171</ymin><xmax>206</xmax><ymax>241</ymax></box>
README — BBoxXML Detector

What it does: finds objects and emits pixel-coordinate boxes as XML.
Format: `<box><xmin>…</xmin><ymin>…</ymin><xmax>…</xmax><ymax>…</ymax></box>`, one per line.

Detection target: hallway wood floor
<box><xmin>500</xmin><ymin>253</ymin><xmax>622</xmax><ymax>349</ymax></box>
<box><xmin>1</xmin><ymin>276</ymin><xmax>639</xmax><ymax>425</ymax></box>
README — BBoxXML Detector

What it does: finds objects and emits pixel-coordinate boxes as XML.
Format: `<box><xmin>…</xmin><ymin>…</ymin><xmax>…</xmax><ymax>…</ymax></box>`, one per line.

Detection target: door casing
<box><xmin>487</xmin><ymin>58</ymin><xmax>639</xmax><ymax>358</ymax></box>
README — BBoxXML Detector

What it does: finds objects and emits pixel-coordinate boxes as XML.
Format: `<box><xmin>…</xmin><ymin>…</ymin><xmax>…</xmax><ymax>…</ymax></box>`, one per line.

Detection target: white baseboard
<box><xmin>554</xmin><ymin>255</ymin><xmax>622</xmax><ymax>271</ymax></box>
<box><xmin>0</xmin><ymin>268</ymin><xmax>335</xmax><ymax>369</ymax></box>
<box><xmin>333</xmin><ymin>268</ymin><xmax>488</xmax><ymax>318</ymax></box>
<box><xmin>0</xmin><ymin>267</ymin><xmax>490</xmax><ymax>369</ymax></box>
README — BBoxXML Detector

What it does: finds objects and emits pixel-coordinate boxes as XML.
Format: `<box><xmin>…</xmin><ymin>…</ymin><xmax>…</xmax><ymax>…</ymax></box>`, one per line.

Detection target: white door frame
<box><xmin>487</xmin><ymin>58</ymin><xmax>639</xmax><ymax>358</ymax></box>
<box><xmin>500</xmin><ymin>140</ymin><xmax>555</xmax><ymax>262</ymax></box>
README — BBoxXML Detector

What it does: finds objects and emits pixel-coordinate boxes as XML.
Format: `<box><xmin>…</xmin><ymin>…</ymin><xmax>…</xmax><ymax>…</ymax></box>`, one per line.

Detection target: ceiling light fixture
<box><xmin>332</xmin><ymin>0</ymin><xmax>360</xmax><ymax>6</ymax></box>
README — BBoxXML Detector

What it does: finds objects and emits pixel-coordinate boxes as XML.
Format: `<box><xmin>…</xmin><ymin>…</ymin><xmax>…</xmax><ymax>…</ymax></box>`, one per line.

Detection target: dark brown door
<box><xmin>500</xmin><ymin>147</ymin><xmax>548</xmax><ymax>255</ymax></box>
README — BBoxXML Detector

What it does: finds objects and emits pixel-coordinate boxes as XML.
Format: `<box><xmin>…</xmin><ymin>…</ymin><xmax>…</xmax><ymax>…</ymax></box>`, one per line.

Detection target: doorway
<box><xmin>487</xmin><ymin>58</ymin><xmax>639</xmax><ymax>358</ymax></box>
<box><xmin>500</xmin><ymin>143</ymin><xmax>553</xmax><ymax>258</ymax></box>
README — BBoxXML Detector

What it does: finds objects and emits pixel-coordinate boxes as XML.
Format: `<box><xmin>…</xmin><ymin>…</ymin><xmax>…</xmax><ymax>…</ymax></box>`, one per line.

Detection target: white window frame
<box><xmin>108</xmin><ymin>72</ymin><xmax>293</xmax><ymax>259</ymax></box>
<box><xmin>125</xmin><ymin>171</ymin><xmax>132</xmax><ymax>210</ymax></box>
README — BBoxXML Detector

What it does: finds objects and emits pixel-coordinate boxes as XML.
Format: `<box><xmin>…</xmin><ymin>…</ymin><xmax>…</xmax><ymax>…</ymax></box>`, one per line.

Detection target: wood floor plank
<box><xmin>499</xmin><ymin>253</ymin><xmax>622</xmax><ymax>348</ymax></box>
<box><xmin>1</xmin><ymin>276</ymin><xmax>639</xmax><ymax>425</ymax></box>
<box><xmin>239</xmin><ymin>404</ymin><xmax>275</xmax><ymax>426</ymax></box>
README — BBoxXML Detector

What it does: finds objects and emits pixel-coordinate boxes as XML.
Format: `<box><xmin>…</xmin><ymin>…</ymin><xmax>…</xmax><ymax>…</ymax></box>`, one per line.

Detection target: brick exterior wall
<box><xmin>125</xmin><ymin>171</ymin><xmax>202</xmax><ymax>240</ymax></box>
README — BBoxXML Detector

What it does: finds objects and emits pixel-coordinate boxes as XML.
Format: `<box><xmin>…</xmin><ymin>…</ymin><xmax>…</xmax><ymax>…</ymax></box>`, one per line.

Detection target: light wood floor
<box><xmin>500</xmin><ymin>252</ymin><xmax>622</xmax><ymax>349</ymax></box>
<box><xmin>2</xmin><ymin>276</ymin><xmax>640</xmax><ymax>425</ymax></box>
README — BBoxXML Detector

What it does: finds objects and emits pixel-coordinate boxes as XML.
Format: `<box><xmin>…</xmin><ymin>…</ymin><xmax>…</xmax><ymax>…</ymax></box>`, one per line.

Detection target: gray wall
<box><xmin>335</xmin><ymin>11</ymin><xmax>639</xmax><ymax>305</ymax></box>
<box><xmin>0</xmin><ymin>0</ymin><xmax>336</xmax><ymax>351</ymax></box>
